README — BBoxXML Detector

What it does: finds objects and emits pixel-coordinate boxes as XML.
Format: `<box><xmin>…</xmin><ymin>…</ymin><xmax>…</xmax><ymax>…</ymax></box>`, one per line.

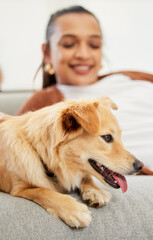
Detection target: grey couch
<box><xmin>0</xmin><ymin>91</ymin><xmax>153</xmax><ymax>240</ymax></box>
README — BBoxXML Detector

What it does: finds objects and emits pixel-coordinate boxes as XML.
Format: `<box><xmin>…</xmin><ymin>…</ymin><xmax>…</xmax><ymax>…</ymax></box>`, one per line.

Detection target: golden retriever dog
<box><xmin>0</xmin><ymin>97</ymin><xmax>143</xmax><ymax>228</ymax></box>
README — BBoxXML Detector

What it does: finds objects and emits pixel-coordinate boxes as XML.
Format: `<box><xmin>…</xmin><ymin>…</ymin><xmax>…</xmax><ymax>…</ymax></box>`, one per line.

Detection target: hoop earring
<box><xmin>44</xmin><ymin>63</ymin><xmax>54</xmax><ymax>75</ymax></box>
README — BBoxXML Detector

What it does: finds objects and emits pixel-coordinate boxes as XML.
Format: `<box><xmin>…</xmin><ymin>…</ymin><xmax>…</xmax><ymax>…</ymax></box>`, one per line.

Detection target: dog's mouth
<box><xmin>88</xmin><ymin>159</ymin><xmax>127</xmax><ymax>193</ymax></box>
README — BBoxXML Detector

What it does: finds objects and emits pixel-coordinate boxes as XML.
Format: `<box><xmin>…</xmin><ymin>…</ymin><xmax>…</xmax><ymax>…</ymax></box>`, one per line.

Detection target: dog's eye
<box><xmin>101</xmin><ymin>134</ymin><xmax>113</xmax><ymax>143</ymax></box>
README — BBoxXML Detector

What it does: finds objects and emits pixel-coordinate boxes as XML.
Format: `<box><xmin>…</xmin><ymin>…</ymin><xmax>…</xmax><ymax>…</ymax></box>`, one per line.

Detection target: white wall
<box><xmin>0</xmin><ymin>0</ymin><xmax>153</xmax><ymax>90</ymax></box>
<box><xmin>0</xmin><ymin>0</ymin><xmax>48</xmax><ymax>90</ymax></box>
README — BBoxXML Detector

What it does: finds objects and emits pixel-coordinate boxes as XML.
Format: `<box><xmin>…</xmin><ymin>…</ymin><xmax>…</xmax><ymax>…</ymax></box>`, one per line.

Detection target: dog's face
<box><xmin>51</xmin><ymin>97</ymin><xmax>143</xmax><ymax>192</ymax></box>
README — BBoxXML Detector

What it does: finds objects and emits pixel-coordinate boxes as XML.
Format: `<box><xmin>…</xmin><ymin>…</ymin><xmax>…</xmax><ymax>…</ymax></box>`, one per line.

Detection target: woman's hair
<box><xmin>42</xmin><ymin>5</ymin><xmax>101</xmax><ymax>89</ymax></box>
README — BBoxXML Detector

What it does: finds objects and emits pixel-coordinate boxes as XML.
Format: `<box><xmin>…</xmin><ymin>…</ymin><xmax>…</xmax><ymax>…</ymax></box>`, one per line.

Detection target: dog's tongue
<box><xmin>112</xmin><ymin>174</ymin><xmax>128</xmax><ymax>193</ymax></box>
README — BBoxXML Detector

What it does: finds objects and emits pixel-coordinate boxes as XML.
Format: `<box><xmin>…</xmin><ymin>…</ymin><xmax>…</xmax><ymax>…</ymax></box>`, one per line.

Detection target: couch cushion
<box><xmin>0</xmin><ymin>176</ymin><xmax>152</xmax><ymax>240</ymax></box>
<box><xmin>0</xmin><ymin>91</ymin><xmax>32</xmax><ymax>115</ymax></box>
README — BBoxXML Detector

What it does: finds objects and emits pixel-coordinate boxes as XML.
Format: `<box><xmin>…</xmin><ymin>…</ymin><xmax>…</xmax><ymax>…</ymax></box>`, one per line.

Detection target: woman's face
<box><xmin>44</xmin><ymin>13</ymin><xmax>102</xmax><ymax>86</ymax></box>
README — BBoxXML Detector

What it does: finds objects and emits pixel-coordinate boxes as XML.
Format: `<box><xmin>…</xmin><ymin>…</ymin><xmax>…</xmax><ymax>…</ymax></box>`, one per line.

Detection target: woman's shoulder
<box><xmin>34</xmin><ymin>85</ymin><xmax>61</xmax><ymax>93</ymax></box>
<box><xmin>17</xmin><ymin>85</ymin><xmax>64</xmax><ymax>115</ymax></box>
<box><xmin>33</xmin><ymin>85</ymin><xmax>63</xmax><ymax>98</ymax></box>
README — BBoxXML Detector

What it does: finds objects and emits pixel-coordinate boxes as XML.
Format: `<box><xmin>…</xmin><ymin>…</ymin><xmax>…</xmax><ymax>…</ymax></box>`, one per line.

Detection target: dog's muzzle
<box><xmin>88</xmin><ymin>159</ymin><xmax>144</xmax><ymax>193</ymax></box>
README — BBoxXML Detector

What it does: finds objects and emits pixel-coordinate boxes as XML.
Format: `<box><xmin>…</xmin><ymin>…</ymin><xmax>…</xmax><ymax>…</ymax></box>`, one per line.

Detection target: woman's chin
<box><xmin>68</xmin><ymin>74</ymin><xmax>98</xmax><ymax>86</ymax></box>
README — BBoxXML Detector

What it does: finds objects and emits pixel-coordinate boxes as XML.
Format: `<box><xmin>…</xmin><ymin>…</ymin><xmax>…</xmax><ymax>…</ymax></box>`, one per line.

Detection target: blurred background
<box><xmin>0</xmin><ymin>0</ymin><xmax>153</xmax><ymax>90</ymax></box>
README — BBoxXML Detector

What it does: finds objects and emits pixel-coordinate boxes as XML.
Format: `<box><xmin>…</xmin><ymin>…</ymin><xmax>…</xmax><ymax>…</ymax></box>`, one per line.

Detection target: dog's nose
<box><xmin>133</xmin><ymin>160</ymin><xmax>144</xmax><ymax>172</ymax></box>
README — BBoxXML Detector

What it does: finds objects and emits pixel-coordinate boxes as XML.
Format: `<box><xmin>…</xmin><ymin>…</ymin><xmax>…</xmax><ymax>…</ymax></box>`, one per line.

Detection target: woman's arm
<box><xmin>117</xmin><ymin>71</ymin><xmax>153</xmax><ymax>82</ymax></box>
<box><xmin>99</xmin><ymin>71</ymin><xmax>153</xmax><ymax>83</ymax></box>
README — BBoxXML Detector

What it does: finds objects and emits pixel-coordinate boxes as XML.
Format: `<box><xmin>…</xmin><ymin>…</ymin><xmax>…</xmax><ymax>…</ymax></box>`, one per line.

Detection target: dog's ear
<box><xmin>62</xmin><ymin>102</ymin><xmax>100</xmax><ymax>135</ymax></box>
<box><xmin>98</xmin><ymin>97</ymin><xmax>118</xmax><ymax>110</ymax></box>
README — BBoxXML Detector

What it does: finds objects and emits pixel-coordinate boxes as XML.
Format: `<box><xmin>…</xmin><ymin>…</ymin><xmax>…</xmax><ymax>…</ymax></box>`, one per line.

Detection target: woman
<box><xmin>17</xmin><ymin>5</ymin><xmax>103</xmax><ymax>113</ymax></box>
<box><xmin>16</xmin><ymin>6</ymin><xmax>153</xmax><ymax>175</ymax></box>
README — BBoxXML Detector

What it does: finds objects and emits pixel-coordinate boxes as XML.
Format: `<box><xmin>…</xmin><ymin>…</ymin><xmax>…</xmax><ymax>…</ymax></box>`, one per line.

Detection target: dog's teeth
<box><xmin>100</xmin><ymin>166</ymin><xmax>104</xmax><ymax>171</ymax></box>
<box><xmin>114</xmin><ymin>180</ymin><xmax>117</xmax><ymax>183</ymax></box>
<box><xmin>96</xmin><ymin>162</ymin><xmax>101</xmax><ymax>167</ymax></box>
<box><xmin>96</xmin><ymin>162</ymin><xmax>104</xmax><ymax>171</ymax></box>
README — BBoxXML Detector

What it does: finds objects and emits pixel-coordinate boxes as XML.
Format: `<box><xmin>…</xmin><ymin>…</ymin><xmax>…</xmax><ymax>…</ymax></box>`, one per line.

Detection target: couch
<box><xmin>0</xmin><ymin>91</ymin><xmax>153</xmax><ymax>240</ymax></box>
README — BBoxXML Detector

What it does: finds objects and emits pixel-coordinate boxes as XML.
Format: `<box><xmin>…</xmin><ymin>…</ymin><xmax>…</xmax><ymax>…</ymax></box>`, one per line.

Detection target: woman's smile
<box><xmin>69</xmin><ymin>64</ymin><xmax>94</xmax><ymax>75</ymax></box>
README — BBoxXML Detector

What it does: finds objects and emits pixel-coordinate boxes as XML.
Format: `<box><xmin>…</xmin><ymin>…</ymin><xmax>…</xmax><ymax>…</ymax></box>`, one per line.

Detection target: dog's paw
<box><xmin>47</xmin><ymin>196</ymin><xmax>91</xmax><ymax>228</ymax></box>
<box><xmin>63</xmin><ymin>202</ymin><xmax>92</xmax><ymax>228</ymax></box>
<box><xmin>82</xmin><ymin>188</ymin><xmax>111</xmax><ymax>208</ymax></box>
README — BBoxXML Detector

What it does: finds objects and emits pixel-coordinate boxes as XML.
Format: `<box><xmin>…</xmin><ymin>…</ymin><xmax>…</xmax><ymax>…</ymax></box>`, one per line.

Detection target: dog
<box><xmin>0</xmin><ymin>97</ymin><xmax>143</xmax><ymax>228</ymax></box>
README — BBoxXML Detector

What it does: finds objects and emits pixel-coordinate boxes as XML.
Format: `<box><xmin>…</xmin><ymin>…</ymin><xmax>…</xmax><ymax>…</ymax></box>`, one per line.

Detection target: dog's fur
<box><xmin>0</xmin><ymin>97</ymin><xmax>143</xmax><ymax>228</ymax></box>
